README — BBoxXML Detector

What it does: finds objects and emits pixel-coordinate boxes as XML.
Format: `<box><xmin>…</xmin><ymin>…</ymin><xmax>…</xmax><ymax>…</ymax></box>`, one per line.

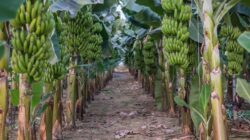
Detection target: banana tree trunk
<box><xmin>203</xmin><ymin>0</ymin><xmax>226</xmax><ymax>139</ymax></box>
<box><xmin>52</xmin><ymin>80</ymin><xmax>62</xmax><ymax>139</ymax></box>
<box><xmin>0</xmin><ymin>71</ymin><xmax>8</xmax><ymax>140</ymax></box>
<box><xmin>66</xmin><ymin>61</ymin><xmax>77</xmax><ymax>128</ymax></box>
<box><xmin>164</xmin><ymin>62</ymin><xmax>175</xmax><ymax>115</ymax></box>
<box><xmin>17</xmin><ymin>74</ymin><xmax>32</xmax><ymax>140</ymax></box>
<box><xmin>158</xmin><ymin>50</ymin><xmax>167</xmax><ymax>112</ymax></box>
<box><xmin>178</xmin><ymin>69</ymin><xmax>192</xmax><ymax>134</ymax></box>
<box><xmin>40</xmin><ymin>84</ymin><xmax>53</xmax><ymax>140</ymax></box>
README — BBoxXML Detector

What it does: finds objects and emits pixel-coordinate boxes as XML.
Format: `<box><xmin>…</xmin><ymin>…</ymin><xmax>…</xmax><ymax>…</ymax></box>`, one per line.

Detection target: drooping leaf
<box><xmin>237</xmin><ymin>31</ymin><xmax>250</xmax><ymax>53</ymax></box>
<box><xmin>133</xmin><ymin>7</ymin><xmax>161</xmax><ymax>27</ymax></box>
<box><xmin>189</xmin><ymin>17</ymin><xmax>204</xmax><ymax>43</ymax></box>
<box><xmin>49</xmin><ymin>32</ymin><xmax>61</xmax><ymax>64</ymax></box>
<box><xmin>236</xmin><ymin>4</ymin><xmax>250</xmax><ymax>16</ymax></box>
<box><xmin>236</xmin><ymin>78</ymin><xmax>250</xmax><ymax>101</ymax></box>
<box><xmin>0</xmin><ymin>0</ymin><xmax>24</xmax><ymax>21</ymax></box>
<box><xmin>136</xmin><ymin>0</ymin><xmax>163</xmax><ymax>16</ymax></box>
<box><xmin>50</xmin><ymin>0</ymin><xmax>104</xmax><ymax>16</ymax></box>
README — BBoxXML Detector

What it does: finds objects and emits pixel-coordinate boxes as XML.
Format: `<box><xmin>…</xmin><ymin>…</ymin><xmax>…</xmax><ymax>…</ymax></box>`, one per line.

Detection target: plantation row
<box><xmin>0</xmin><ymin>0</ymin><xmax>119</xmax><ymax>140</ymax></box>
<box><xmin>124</xmin><ymin>0</ymin><xmax>250</xmax><ymax>140</ymax></box>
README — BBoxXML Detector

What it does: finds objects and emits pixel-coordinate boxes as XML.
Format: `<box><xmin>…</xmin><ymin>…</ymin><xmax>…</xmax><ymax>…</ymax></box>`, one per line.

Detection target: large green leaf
<box><xmin>49</xmin><ymin>32</ymin><xmax>61</xmax><ymax>64</ymax></box>
<box><xmin>0</xmin><ymin>0</ymin><xmax>24</xmax><ymax>21</ymax></box>
<box><xmin>189</xmin><ymin>17</ymin><xmax>204</xmax><ymax>43</ymax></box>
<box><xmin>237</xmin><ymin>31</ymin><xmax>250</xmax><ymax>53</ymax></box>
<box><xmin>122</xmin><ymin>0</ymin><xmax>161</xmax><ymax>27</ymax></box>
<box><xmin>236</xmin><ymin>78</ymin><xmax>250</xmax><ymax>101</ymax></box>
<box><xmin>133</xmin><ymin>7</ymin><xmax>161</xmax><ymax>27</ymax></box>
<box><xmin>93</xmin><ymin>0</ymin><xmax>116</xmax><ymax>12</ymax></box>
<box><xmin>136</xmin><ymin>0</ymin><xmax>163</xmax><ymax>16</ymax></box>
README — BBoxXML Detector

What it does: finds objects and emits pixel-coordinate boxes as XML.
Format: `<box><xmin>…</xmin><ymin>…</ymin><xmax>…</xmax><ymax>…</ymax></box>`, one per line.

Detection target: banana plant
<box><xmin>193</xmin><ymin>0</ymin><xmax>241</xmax><ymax>139</ymax></box>
<box><xmin>10</xmin><ymin>0</ymin><xmax>55</xmax><ymax>139</ymax></box>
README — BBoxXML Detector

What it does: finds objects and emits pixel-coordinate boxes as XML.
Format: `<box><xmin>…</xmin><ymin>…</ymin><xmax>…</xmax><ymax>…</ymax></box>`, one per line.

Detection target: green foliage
<box><xmin>236</xmin><ymin>78</ymin><xmax>250</xmax><ymax>101</ymax></box>
<box><xmin>0</xmin><ymin>0</ymin><xmax>24</xmax><ymax>21</ymax></box>
<box><xmin>238</xmin><ymin>31</ymin><xmax>250</xmax><ymax>53</ymax></box>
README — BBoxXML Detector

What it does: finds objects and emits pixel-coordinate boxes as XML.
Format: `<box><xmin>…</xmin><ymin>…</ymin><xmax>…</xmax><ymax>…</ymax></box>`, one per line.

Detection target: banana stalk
<box><xmin>66</xmin><ymin>61</ymin><xmax>77</xmax><ymax>127</ymax></box>
<box><xmin>17</xmin><ymin>74</ymin><xmax>32</xmax><ymax>140</ymax></box>
<box><xmin>0</xmin><ymin>71</ymin><xmax>8</xmax><ymax>140</ymax></box>
<box><xmin>40</xmin><ymin>83</ymin><xmax>53</xmax><ymax>140</ymax></box>
<box><xmin>202</xmin><ymin>0</ymin><xmax>226</xmax><ymax>139</ymax></box>
<box><xmin>52</xmin><ymin>80</ymin><xmax>62</xmax><ymax>139</ymax></box>
<box><xmin>164</xmin><ymin>61</ymin><xmax>175</xmax><ymax>115</ymax></box>
<box><xmin>178</xmin><ymin>68</ymin><xmax>192</xmax><ymax>134</ymax></box>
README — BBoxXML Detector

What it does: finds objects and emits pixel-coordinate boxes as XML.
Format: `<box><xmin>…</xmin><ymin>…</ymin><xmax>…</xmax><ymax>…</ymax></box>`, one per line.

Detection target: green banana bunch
<box><xmin>61</xmin><ymin>6</ymin><xmax>103</xmax><ymax>63</ymax></box>
<box><xmin>134</xmin><ymin>40</ymin><xmax>144</xmax><ymax>71</ymax></box>
<box><xmin>142</xmin><ymin>37</ymin><xmax>157</xmax><ymax>75</ymax></box>
<box><xmin>161</xmin><ymin>0</ymin><xmax>191</xmax><ymax>69</ymax></box>
<box><xmin>220</xmin><ymin>26</ymin><xmax>241</xmax><ymax>40</ymax></box>
<box><xmin>161</xmin><ymin>0</ymin><xmax>183</xmax><ymax>11</ymax></box>
<box><xmin>10</xmin><ymin>0</ymin><xmax>55</xmax><ymax>81</ymax></box>
<box><xmin>219</xmin><ymin>26</ymin><xmax>244</xmax><ymax>75</ymax></box>
<box><xmin>44</xmin><ymin>63</ymin><xmax>66</xmax><ymax>83</ymax></box>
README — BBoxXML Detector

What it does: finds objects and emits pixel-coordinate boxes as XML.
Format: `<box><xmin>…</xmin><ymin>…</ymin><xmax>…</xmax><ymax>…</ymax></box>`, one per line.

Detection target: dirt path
<box><xmin>63</xmin><ymin>72</ymin><xmax>183</xmax><ymax>140</ymax></box>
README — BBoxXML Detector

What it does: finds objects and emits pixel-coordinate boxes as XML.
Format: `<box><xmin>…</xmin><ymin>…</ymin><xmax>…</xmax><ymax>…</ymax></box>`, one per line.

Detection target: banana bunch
<box><xmin>62</xmin><ymin>6</ymin><xmax>103</xmax><ymax>63</ymax></box>
<box><xmin>174</xmin><ymin>5</ymin><xmax>192</xmax><ymax>21</ymax></box>
<box><xmin>161</xmin><ymin>17</ymin><xmax>178</xmax><ymax>35</ymax></box>
<box><xmin>134</xmin><ymin>40</ymin><xmax>144</xmax><ymax>71</ymax></box>
<box><xmin>161</xmin><ymin>0</ymin><xmax>191</xmax><ymax>69</ymax></box>
<box><xmin>220</xmin><ymin>26</ymin><xmax>241</xmax><ymax>40</ymax></box>
<box><xmin>92</xmin><ymin>23</ymin><xmax>103</xmax><ymax>33</ymax></box>
<box><xmin>143</xmin><ymin>37</ymin><xmax>157</xmax><ymax>75</ymax></box>
<box><xmin>44</xmin><ymin>63</ymin><xmax>66</xmax><ymax>83</ymax></box>
<box><xmin>161</xmin><ymin>0</ymin><xmax>183</xmax><ymax>11</ymax></box>
<box><xmin>219</xmin><ymin>26</ymin><xmax>243</xmax><ymax>75</ymax></box>
<box><xmin>10</xmin><ymin>0</ymin><xmax>55</xmax><ymax>81</ymax></box>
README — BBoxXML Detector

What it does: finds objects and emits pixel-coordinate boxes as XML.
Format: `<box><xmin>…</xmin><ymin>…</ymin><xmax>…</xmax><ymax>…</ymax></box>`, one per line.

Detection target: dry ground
<box><xmin>62</xmin><ymin>72</ymin><xmax>186</xmax><ymax>140</ymax></box>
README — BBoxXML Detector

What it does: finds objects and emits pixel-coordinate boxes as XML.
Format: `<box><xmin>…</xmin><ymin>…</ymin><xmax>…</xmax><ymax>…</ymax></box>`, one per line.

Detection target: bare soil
<box><xmin>62</xmin><ymin>72</ymin><xmax>184</xmax><ymax>140</ymax></box>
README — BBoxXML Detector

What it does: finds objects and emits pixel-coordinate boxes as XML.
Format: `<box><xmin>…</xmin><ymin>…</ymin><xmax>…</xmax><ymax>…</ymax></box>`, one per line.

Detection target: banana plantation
<box><xmin>1</xmin><ymin>0</ymin><xmax>250</xmax><ymax>140</ymax></box>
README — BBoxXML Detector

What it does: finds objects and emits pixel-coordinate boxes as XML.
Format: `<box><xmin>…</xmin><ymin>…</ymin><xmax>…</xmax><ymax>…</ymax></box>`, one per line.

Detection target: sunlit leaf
<box><xmin>236</xmin><ymin>78</ymin><xmax>250</xmax><ymax>101</ymax></box>
<box><xmin>238</xmin><ymin>31</ymin><xmax>250</xmax><ymax>53</ymax></box>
